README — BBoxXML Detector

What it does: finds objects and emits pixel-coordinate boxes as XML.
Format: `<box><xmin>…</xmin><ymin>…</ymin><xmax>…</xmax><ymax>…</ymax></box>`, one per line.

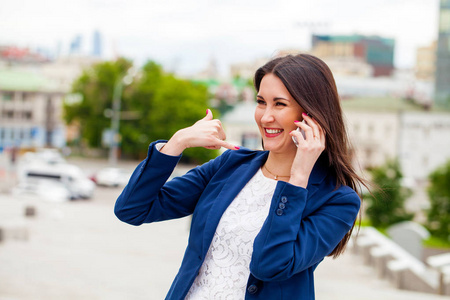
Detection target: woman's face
<box><xmin>255</xmin><ymin>73</ymin><xmax>305</xmax><ymax>155</ymax></box>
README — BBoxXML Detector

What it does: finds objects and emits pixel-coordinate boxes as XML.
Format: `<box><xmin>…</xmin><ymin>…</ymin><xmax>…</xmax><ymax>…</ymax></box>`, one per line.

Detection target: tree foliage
<box><xmin>364</xmin><ymin>160</ymin><xmax>414</xmax><ymax>228</ymax></box>
<box><xmin>427</xmin><ymin>160</ymin><xmax>450</xmax><ymax>241</ymax></box>
<box><xmin>64</xmin><ymin>58</ymin><xmax>218</xmax><ymax>163</ymax></box>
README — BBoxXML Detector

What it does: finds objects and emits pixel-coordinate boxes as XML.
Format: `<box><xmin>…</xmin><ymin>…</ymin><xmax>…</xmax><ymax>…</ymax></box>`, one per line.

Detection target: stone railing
<box><xmin>352</xmin><ymin>226</ymin><xmax>450</xmax><ymax>296</ymax></box>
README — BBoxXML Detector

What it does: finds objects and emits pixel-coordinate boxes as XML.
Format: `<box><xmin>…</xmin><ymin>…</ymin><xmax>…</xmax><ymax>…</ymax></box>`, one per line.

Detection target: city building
<box><xmin>434</xmin><ymin>0</ymin><xmax>450</xmax><ymax>108</ymax></box>
<box><xmin>70</xmin><ymin>35</ymin><xmax>83</xmax><ymax>55</ymax></box>
<box><xmin>221</xmin><ymin>101</ymin><xmax>260</xmax><ymax>150</ymax></box>
<box><xmin>92</xmin><ymin>30</ymin><xmax>102</xmax><ymax>57</ymax></box>
<box><xmin>229</xmin><ymin>57</ymin><xmax>269</xmax><ymax>79</ymax></box>
<box><xmin>311</xmin><ymin>34</ymin><xmax>395</xmax><ymax>77</ymax></box>
<box><xmin>0</xmin><ymin>69</ymin><xmax>66</xmax><ymax>149</ymax></box>
<box><xmin>0</xmin><ymin>45</ymin><xmax>101</xmax><ymax>150</ymax></box>
<box><xmin>416</xmin><ymin>41</ymin><xmax>437</xmax><ymax>81</ymax></box>
<box><xmin>342</xmin><ymin>97</ymin><xmax>450</xmax><ymax>183</ymax></box>
<box><xmin>398</xmin><ymin>111</ymin><xmax>450</xmax><ymax>180</ymax></box>
<box><xmin>192</xmin><ymin>76</ymin><xmax>255</xmax><ymax>113</ymax></box>
<box><xmin>40</xmin><ymin>55</ymin><xmax>101</xmax><ymax>92</ymax></box>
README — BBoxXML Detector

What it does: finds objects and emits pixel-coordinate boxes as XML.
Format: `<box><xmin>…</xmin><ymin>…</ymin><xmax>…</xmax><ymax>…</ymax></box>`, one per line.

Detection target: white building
<box><xmin>222</xmin><ymin>101</ymin><xmax>260</xmax><ymax>150</ymax></box>
<box><xmin>0</xmin><ymin>69</ymin><xmax>66</xmax><ymax>149</ymax></box>
<box><xmin>0</xmin><ymin>55</ymin><xmax>100</xmax><ymax>151</ymax></box>
<box><xmin>345</xmin><ymin>110</ymin><xmax>399</xmax><ymax>170</ymax></box>
<box><xmin>398</xmin><ymin>112</ymin><xmax>450</xmax><ymax>180</ymax></box>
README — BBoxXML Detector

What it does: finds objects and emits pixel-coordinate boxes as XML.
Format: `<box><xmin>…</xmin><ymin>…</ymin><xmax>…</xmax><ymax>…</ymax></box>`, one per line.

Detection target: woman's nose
<box><xmin>261</xmin><ymin>108</ymin><xmax>275</xmax><ymax>123</ymax></box>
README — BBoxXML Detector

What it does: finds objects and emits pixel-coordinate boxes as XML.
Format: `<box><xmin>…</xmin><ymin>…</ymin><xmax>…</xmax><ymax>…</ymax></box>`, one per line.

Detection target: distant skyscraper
<box><xmin>435</xmin><ymin>0</ymin><xmax>450</xmax><ymax>108</ymax></box>
<box><xmin>92</xmin><ymin>30</ymin><xmax>102</xmax><ymax>57</ymax></box>
<box><xmin>70</xmin><ymin>35</ymin><xmax>82</xmax><ymax>54</ymax></box>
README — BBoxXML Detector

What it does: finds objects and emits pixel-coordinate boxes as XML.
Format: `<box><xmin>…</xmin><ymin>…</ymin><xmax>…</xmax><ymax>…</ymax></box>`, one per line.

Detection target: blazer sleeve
<box><xmin>249</xmin><ymin>181</ymin><xmax>360</xmax><ymax>281</ymax></box>
<box><xmin>114</xmin><ymin>140</ymin><xmax>225</xmax><ymax>226</ymax></box>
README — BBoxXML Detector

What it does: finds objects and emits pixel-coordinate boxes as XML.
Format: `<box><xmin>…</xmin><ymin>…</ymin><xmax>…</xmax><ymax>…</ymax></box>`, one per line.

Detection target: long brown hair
<box><xmin>254</xmin><ymin>53</ymin><xmax>366</xmax><ymax>257</ymax></box>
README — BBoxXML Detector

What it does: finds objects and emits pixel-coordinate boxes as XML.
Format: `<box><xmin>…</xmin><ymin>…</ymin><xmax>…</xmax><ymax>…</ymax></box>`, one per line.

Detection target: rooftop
<box><xmin>0</xmin><ymin>69</ymin><xmax>61</xmax><ymax>93</ymax></box>
<box><xmin>342</xmin><ymin>97</ymin><xmax>450</xmax><ymax>113</ymax></box>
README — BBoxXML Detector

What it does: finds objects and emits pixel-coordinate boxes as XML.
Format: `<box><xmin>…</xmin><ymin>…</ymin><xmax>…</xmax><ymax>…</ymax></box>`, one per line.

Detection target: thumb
<box><xmin>203</xmin><ymin>108</ymin><xmax>213</xmax><ymax>121</ymax></box>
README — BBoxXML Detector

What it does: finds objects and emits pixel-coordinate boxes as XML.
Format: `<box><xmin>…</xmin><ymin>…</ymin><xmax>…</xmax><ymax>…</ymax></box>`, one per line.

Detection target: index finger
<box><xmin>215</xmin><ymin>138</ymin><xmax>240</xmax><ymax>150</ymax></box>
<box><xmin>302</xmin><ymin>113</ymin><xmax>323</xmax><ymax>135</ymax></box>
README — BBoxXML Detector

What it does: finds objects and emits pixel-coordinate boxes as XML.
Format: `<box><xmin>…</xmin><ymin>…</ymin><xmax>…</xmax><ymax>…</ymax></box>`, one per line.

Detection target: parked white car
<box><xmin>18</xmin><ymin>163</ymin><xmax>95</xmax><ymax>200</ymax></box>
<box><xmin>93</xmin><ymin>167</ymin><xmax>131</xmax><ymax>187</ymax></box>
<box><xmin>21</xmin><ymin>148</ymin><xmax>67</xmax><ymax>165</ymax></box>
<box><xmin>12</xmin><ymin>179</ymin><xmax>72</xmax><ymax>202</ymax></box>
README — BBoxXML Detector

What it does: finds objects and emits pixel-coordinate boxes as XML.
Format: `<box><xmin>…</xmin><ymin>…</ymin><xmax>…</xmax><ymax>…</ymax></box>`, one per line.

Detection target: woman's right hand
<box><xmin>160</xmin><ymin>109</ymin><xmax>239</xmax><ymax>156</ymax></box>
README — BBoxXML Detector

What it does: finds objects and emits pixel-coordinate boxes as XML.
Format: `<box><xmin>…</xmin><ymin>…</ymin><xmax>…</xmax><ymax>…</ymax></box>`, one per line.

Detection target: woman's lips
<box><xmin>264</xmin><ymin>128</ymin><xmax>283</xmax><ymax>137</ymax></box>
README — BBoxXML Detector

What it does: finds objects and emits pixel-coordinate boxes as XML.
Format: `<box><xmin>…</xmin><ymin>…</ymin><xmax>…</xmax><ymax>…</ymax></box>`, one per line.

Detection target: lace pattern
<box><xmin>185</xmin><ymin>168</ymin><xmax>276</xmax><ymax>299</ymax></box>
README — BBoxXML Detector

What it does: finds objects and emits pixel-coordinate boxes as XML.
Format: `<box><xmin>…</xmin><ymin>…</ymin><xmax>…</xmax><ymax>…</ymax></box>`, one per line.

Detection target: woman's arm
<box><xmin>114</xmin><ymin>140</ymin><xmax>227</xmax><ymax>225</ymax></box>
<box><xmin>114</xmin><ymin>109</ymin><xmax>238</xmax><ymax>226</ymax></box>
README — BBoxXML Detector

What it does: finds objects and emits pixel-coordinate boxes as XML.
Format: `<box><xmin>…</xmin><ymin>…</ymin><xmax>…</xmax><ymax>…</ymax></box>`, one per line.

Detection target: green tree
<box><xmin>427</xmin><ymin>160</ymin><xmax>450</xmax><ymax>241</ymax></box>
<box><xmin>64</xmin><ymin>58</ymin><xmax>133</xmax><ymax>148</ymax></box>
<box><xmin>64</xmin><ymin>58</ymin><xmax>218</xmax><ymax>163</ymax></box>
<box><xmin>364</xmin><ymin>160</ymin><xmax>414</xmax><ymax>228</ymax></box>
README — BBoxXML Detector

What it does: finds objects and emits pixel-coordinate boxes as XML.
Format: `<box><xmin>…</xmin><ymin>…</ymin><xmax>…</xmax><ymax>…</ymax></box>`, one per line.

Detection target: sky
<box><xmin>0</xmin><ymin>0</ymin><xmax>440</xmax><ymax>76</ymax></box>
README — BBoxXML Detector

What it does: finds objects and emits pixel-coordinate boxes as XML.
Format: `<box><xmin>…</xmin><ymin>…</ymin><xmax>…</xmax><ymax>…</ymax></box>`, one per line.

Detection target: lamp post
<box><xmin>108</xmin><ymin>68</ymin><xmax>136</xmax><ymax>166</ymax></box>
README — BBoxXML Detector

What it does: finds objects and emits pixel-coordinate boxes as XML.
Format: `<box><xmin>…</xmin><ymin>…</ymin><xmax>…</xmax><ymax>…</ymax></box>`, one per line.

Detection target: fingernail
<box><xmin>294</xmin><ymin>120</ymin><xmax>300</xmax><ymax>123</ymax></box>
<box><xmin>235</xmin><ymin>146</ymin><xmax>240</xmax><ymax>150</ymax></box>
<box><xmin>302</xmin><ymin>113</ymin><xmax>307</xmax><ymax>116</ymax></box>
<box><xmin>206</xmin><ymin>109</ymin><xmax>209</xmax><ymax>115</ymax></box>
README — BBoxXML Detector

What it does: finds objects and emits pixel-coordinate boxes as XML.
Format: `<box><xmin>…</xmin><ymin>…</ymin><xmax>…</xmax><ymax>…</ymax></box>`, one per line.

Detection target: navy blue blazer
<box><xmin>114</xmin><ymin>141</ymin><xmax>360</xmax><ymax>300</ymax></box>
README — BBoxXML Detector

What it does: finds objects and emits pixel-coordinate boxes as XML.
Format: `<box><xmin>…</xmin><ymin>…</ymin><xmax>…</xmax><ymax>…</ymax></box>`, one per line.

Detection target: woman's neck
<box><xmin>263</xmin><ymin>150</ymin><xmax>297</xmax><ymax>179</ymax></box>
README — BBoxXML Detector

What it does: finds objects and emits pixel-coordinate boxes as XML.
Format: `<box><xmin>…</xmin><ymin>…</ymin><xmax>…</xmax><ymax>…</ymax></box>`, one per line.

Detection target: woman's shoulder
<box><xmin>219</xmin><ymin>147</ymin><xmax>267</xmax><ymax>164</ymax></box>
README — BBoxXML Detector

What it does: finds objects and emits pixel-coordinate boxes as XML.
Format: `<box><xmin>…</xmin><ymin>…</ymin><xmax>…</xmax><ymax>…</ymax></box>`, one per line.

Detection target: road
<box><xmin>0</xmin><ymin>157</ymin><xmax>448</xmax><ymax>299</ymax></box>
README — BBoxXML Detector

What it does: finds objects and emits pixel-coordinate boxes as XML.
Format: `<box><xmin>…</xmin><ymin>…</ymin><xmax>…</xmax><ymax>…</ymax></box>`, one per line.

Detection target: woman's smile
<box><xmin>264</xmin><ymin>128</ymin><xmax>284</xmax><ymax>137</ymax></box>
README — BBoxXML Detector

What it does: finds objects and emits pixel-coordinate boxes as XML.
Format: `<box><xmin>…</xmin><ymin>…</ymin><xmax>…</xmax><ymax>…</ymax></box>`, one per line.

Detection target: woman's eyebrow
<box><xmin>257</xmin><ymin>95</ymin><xmax>290</xmax><ymax>101</ymax></box>
<box><xmin>274</xmin><ymin>97</ymin><xmax>290</xmax><ymax>101</ymax></box>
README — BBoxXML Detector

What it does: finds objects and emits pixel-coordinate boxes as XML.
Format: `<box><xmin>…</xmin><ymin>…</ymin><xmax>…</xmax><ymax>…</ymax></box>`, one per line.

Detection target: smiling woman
<box><xmin>114</xmin><ymin>53</ymin><xmax>368</xmax><ymax>300</ymax></box>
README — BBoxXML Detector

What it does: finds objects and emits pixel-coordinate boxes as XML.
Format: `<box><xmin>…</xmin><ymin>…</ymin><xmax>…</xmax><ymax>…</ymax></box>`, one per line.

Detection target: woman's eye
<box><xmin>256</xmin><ymin>99</ymin><xmax>266</xmax><ymax>105</ymax></box>
<box><xmin>275</xmin><ymin>102</ymin><xmax>287</xmax><ymax>106</ymax></box>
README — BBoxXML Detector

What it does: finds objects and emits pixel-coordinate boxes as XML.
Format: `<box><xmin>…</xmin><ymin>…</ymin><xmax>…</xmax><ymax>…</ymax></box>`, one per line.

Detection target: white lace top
<box><xmin>185</xmin><ymin>168</ymin><xmax>277</xmax><ymax>299</ymax></box>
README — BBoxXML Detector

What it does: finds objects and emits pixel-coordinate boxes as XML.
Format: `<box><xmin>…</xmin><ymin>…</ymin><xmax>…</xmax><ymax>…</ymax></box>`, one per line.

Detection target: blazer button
<box><xmin>279</xmin><ymin>203</ymin><xmax>286</xmax><ymax>209</ymax></box>
<box><xmin>247</xmin><ymin>284</ymin><xmax>258</xmax><ymax>294</ymax></box>
<box><xmin>276</xmin><ymin>209</ymin><xmax>284</xmax><ymax>216</ymax></box>
<box><xmin>281</xmin><ymin>196</ymin><xmax>288</xmax><ymax>203</ymax></box>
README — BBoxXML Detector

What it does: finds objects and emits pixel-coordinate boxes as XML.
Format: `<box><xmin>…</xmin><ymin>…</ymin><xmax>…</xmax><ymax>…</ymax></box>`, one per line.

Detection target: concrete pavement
<box><xmin>1</xmin><ymin>156</ymin><xmax>449</xmax><ymax>299</ymax></box>
<box><xmin>1</xmin><ymin>192</ymin><xmax>449</xmax><ymax>300</ymax></box>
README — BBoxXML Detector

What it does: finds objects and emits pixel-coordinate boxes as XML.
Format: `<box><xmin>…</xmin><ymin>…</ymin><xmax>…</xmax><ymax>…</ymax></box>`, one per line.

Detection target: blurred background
<box><xmin>1</xmin><ymin>0</ymin><xmax>450</xmax><ymax>299</ymax></box>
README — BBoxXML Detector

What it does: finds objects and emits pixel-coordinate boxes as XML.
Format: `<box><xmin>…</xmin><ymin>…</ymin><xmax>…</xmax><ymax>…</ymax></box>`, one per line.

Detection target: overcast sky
<box><xmin>0</xmin><ymin>0</ymin><xmax>439</xmax><ymax>76</ymax></box>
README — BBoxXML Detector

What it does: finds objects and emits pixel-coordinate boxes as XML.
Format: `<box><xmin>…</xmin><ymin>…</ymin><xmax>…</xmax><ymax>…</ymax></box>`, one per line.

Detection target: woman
<box><xmin>114</xmin><ymin>54</ymin><xmax>364</xmax><ymax>299</ymax></box>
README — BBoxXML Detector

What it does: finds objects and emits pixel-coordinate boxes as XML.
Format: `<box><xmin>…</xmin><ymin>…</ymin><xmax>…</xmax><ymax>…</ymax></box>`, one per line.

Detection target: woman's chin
<box><xmin>263</xmin><ymin>141</ymin><xmax>296</xmax><ymax>154</ymax></box>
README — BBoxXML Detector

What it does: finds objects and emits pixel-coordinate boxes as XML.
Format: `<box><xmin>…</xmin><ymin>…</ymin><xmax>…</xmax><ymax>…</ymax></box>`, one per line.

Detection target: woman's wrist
<box><xmin>160</xmin><ymin>130</ymin><xmax>188</xmax><ymax>156</ymax></box>
<box><xmin>288</xmin><ymin>173</ymin><xmax>308</xmax><ymax>188</ymax></box>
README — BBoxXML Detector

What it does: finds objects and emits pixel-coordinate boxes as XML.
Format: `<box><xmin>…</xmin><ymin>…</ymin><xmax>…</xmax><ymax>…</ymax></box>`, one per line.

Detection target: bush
<box><xmin>427</xmin><ymin>160</ymin><xmax>450</xmax><ymax>242</ymax></box>
<box><xmin>364</xmin><ymin>159</ymin><xmax>414</xmax><ymax>228</ymax></box>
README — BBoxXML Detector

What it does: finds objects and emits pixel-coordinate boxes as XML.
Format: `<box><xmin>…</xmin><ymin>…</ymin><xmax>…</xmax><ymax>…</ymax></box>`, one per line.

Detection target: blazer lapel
<box><xmin>201</xmin><ymin>151</ymin><xmax>269</xmax><ymax>255</ymax></box>
<box><xmin>303</xmin><ymin>153</ymin><xmax>331</xmax><ymax>215</ymax></box>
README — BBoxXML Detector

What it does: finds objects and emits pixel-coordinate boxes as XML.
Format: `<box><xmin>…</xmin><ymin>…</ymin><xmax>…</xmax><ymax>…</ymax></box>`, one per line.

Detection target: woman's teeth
<box><xmin>266</xmin><ymin>129</ymin><xmax>283</xmax><ymax>134</ymax></box>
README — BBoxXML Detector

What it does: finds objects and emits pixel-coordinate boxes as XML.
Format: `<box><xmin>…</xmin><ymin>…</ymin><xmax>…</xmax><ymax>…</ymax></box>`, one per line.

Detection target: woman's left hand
<box><xmin>289</xmin><ymin>113</ymin><xmax>326</xmax><ymax>188</ymax></box>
